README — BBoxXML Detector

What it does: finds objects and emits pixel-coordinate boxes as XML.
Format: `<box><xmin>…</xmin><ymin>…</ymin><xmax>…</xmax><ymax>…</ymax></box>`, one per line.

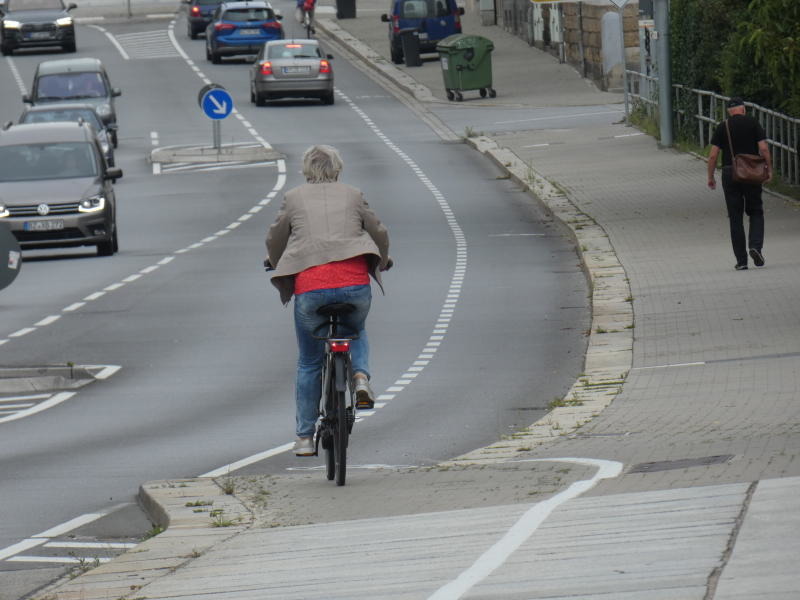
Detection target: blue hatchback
<box><xmin>205</xmin><ymin>0</ymin><xmax>283</xmax><ymax>63</ymax></box>
<box><xmin>381</xmin><ymin>0</ymin><xmax>464</xmax><ymax>64</ymax></box>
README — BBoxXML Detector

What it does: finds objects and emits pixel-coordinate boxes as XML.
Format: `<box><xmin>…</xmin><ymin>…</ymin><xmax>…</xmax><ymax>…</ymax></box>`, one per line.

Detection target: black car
<box><xmin>0</xmin><ymin>0</ymin><xmax>77</xmax><ymax>56</ymax></box>
<box><xmin>0</xmin><ymin>121</ymin><xmax>122</xmax><ymax>256</ymax></box>
<box><xmin>183</xmin><ymin>0</ymin><xmax>221</xmax><ymax>39</ymax></box>
<box><xmin>23</xmin><ymin>57</ymin><xmax>121</xmax><ymax>147</ymax></box>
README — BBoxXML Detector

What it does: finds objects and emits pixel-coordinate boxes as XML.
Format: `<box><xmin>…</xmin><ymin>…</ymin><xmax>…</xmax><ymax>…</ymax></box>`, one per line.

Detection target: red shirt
<box><xmin>294</xmin><ymin>255</ymin><xmax>370</xmax><ymax>295</ymax></box>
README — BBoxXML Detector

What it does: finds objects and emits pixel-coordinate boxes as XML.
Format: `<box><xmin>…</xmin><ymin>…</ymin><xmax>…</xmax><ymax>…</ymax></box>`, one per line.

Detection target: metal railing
<box><xmin>626</xmin><ymin>69</ymin><xmax>800</xmax><ymax>187</ymax></box>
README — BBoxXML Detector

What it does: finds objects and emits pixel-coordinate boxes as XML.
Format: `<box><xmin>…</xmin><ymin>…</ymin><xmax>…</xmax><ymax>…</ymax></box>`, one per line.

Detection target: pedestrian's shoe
<box><xmin>293</xmin><ymin>436</ymin><xmax>315</xmax><ymax>456</ymax></box>
<box><xmin>749</xmin><ymin>248</ymin><xmax>765</xmax><ymax>267</ymax></box>
<box><xmin>353</xmin><ymin>375</ymin><xmax>375</xmax><ymax>410</ymax></box>
<box><xmin>735</xmin><ymin>263</ymin><xmax>748</xmax><ymax>271</ymax></box>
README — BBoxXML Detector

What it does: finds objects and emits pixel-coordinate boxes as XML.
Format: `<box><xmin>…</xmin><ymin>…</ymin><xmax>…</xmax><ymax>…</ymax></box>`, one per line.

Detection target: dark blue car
<box><xmin>184</xmin><ymin>0</ymin><xmax>221</xmax><ymax>39</ymax></box>
<box><xmin>205</xmin><ymin>0</ymin><xmax>283</xmax><ymax>64</ymax></box>
<box><xmin>381</xmin><ymin>0</ymin><xmax>464</xmax><ymax>64</ymax></box>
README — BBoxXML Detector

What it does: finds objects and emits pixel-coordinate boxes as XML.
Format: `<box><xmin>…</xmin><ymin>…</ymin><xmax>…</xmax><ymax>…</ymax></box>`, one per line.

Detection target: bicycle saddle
<box><xmin>317</xmin><ymin>303</ymin><xmax>356</xmax><ymax>317</ymax></box>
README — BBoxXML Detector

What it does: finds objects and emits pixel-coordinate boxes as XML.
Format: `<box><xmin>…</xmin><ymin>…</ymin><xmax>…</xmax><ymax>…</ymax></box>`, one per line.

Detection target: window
<box><xmin>268</xmin><ymin>43</ymin><xmax>320</xmax><ymax>59</ymax></box>
<box><xmin>36</xmin><ymin>73</ymin><xmax>108</xmax><ymax>100</ymax></box>
<box><xmin>0</xmin><ymin>142</ymin><xmax>98</xmax><ymax>182</ymax></box>
<box><xmin>6</xmin><ymin>0</ymin><xmax>64</xmax><ymax>10</ymax></box>
<box><xmin>223</xmin><ymin>7</ymin><xmax>273</xmax><ymax>21</ymax></box>
<box><xmin>22</xmin><ymin>109</ymin><xmax>103</xmax><ymax>130</ymax></box>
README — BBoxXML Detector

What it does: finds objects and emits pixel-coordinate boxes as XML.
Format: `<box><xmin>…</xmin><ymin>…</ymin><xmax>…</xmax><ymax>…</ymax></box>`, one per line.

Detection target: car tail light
<box><xmin>392</xmin><ymin>14</ymin><xmax>400</xmax><ymax>34</ymax></box>
<box><xmin>260</xmin><ymin>61</ymin><xmax>273</xmax><ymax>75</ymax></box>
<box><xmin>454</xmin><ymin>11</ymin><xmax>462</xmax><ymax>32</ymax></box>
<box><xmin>215</xmin><ymin>22</ymin><xmax>235</xmax><ymax>31</ymax></box>
<box><xmin>262</xmin><ymin>21</ymin><xmax>282</xmax><ymax>30</ymax></box>
<box><xmin>319</xmin><ymin>59</ymin><xmax>331</xmax><ymax>74</ymax></box>
<box><xmin>190</xmin><ymin>5</ymin><xmax>200</xmax><ymax>15</ymax></box>
<box><xmin>329</xmin><ymin>341</ymin><xmax>350</xmax><ymax>353</ymax></box>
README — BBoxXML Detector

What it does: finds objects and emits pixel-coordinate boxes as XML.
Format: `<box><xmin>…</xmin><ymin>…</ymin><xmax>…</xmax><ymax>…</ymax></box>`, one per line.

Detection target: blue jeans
<box><xmin>293</xmin><ymin>285</ymin><xmax>372</xmax><ymax>438</ymax></box>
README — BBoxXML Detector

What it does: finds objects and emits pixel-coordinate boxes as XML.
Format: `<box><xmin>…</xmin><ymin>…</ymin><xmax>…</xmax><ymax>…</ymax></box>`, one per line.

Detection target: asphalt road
<box><xmin>0</xmin><ymin>9</ymin><xmax>588</xmax><ymax>597</ymax></box>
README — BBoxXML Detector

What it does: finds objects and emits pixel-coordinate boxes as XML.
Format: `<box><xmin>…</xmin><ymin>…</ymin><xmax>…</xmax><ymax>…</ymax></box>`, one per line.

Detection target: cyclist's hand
<box><xmin>380</xmin><ymin>256</ymin><xmax>394</xmax><ymax>272</ymax></box>
<box><xmin>264</xmin><ymin>259</ymin><xmax>275</xmax><ymax>272</ymax></box>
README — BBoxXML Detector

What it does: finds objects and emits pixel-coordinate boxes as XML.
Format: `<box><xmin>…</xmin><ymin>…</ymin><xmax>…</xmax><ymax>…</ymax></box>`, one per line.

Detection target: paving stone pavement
<box><xmin>37</xmin><ymin>2</ymin><xmax>800</xmax><ymax>599</ymax></box>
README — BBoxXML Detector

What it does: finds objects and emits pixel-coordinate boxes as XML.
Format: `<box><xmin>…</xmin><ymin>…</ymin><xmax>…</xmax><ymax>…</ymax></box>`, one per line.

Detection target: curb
<box><xmin>38</xmin><ymin>479</ymin><xmax>252</xmax><ymax>600</ymax></box>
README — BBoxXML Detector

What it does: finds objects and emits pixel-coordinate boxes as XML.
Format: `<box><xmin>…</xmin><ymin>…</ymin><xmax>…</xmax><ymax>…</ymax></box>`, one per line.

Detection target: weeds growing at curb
<box><xmin>219</xmin><ymin>477</ymin><xmax>236</xmax><ymax>495</ymax></box>
<box><xmin>185</xmin><ymin>499</ymin><xmax>213</xmax><ymax>507</ymax></box>
<box><xmin>142</xmin><ymin>525</ymin><xmax>164</xmax><ymax>541</ymax></box>
<box><xmin>210</xmin><ymin>509</ymin><xmax>238</xmax><ymax>527</ymax></box>
<box><xmin>68</xmin><ymin>553</ymin><xmax>100</xmax><ymax>578</ymax></box>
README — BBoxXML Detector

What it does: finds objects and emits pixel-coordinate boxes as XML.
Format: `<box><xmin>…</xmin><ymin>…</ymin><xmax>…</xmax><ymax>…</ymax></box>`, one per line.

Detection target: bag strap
<box><xmin>724</xmin><ymin>119</ymin><xmax>738</xmax><ymax>159</ymax></box>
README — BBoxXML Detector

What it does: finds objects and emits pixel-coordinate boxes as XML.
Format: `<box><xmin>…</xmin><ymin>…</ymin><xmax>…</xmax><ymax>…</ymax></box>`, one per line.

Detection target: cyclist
<box><xmin>265</xmin><ymin>145</ymin><xmax>392</xmax><ymax>457</ymax></box>
<box><xmin>295</xmin><ymin>0</ymin><xmax>315</xmax><ymax>29</ymax></box>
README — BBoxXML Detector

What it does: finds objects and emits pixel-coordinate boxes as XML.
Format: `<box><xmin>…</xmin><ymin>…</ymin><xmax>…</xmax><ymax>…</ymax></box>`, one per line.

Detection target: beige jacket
<box><xmin>266</xmin><ymin>182</ymin><xmax>390</xmax><ymax>305</ymax></box>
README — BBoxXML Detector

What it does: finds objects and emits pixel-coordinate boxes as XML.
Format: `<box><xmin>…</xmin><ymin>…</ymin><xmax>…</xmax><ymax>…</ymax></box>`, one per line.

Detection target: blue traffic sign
<box><xmin>199</xmin><ymin>84</ymin><xmax>234</xmax><ymax>120</ymax></box>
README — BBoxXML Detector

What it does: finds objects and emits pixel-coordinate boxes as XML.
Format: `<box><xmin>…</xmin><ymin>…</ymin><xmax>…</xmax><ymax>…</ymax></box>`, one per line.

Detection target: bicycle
<box><xmin>313</xmin><ymin>302</ymin><xmax>358</xmax><ymax>486</ymax></box>
<box><xmin>296</xmin><ymin>0</ymin><xmax>315</xmax><ymax>38</ymax></box>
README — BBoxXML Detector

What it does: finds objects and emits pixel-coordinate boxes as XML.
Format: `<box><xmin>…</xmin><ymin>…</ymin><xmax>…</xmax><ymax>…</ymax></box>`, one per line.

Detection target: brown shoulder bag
<box><xmin>725</xmin><ymin>119</ymin><xmax>769</xmax><ymax>184</ymax></box>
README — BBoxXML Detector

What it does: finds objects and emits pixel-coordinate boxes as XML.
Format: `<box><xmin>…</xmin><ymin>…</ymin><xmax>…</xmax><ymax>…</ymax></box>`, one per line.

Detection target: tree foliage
<box><xmin>671</xmin><ymin>0</ymin><xmax>800</xmax><ymax>117</ymax></box>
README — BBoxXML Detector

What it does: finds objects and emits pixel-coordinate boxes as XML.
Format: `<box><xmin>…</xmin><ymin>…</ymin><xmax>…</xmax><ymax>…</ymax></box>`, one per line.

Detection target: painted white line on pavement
<box><xmin>9</xmin><ymin>555</ymin><xmax>112</xmax><ymax>564</ymax></box>
<box><xmin>35</xmin><ymin>315</ymin><xmax>61</xmax><ymax>327</ymax></box>
<box><xmin>32</xmin><ymin>510</ymin><xmax>118</xmax><ymax>539</ymax></box>
<box><xmin>494</xmin><ymin>109</ymin><xmax>622</xmax><ymax>125</ymax></box>
<box><xmin>0</xmin><ymin>392</ymin><xmax>75</xmax><ymax>425</ymax></box>
<box><xmin>45</xmin><ymin>541</ymin><xmax>137</xmax><ymax>549</ymax></box>
<box><xmin>0</xmin><ymin>539</ymin><xmax>46</xmax><ymax>562</ymax></box>
<box><xmin>63</xmin><ymin>302</ymin><xmax>86</xmax><ymax>312</ymax></box>
<box><xmin>428</xmin><ymin>457</ymin><xmax>624</xmax><ymax>600</ymax></box>
<box><xmin>0</xmin><ymin>394</ymin><xmax>50</xmax><ymax>403</ymax></box>
<box><xmin>8</xmin><ymin>327</ymin><xmax>35</xmax><ymax>338</ymax></box>
<box><xmin>633</xmin><ymin>361</ymin><xmax>706</xmax><ymax>370</ymax></box>
<box><xmin>199</xmin><ymin>443</ymin><xmax>295</xmax><ymax>478</ymax></box>
<box><xmin>87</xmin><ymin>24</ymin><xmax>130</xmax><ymax>60</ymax></box>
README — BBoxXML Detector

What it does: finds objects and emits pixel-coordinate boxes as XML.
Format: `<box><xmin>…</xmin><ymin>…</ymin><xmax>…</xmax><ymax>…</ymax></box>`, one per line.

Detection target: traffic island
<box><xmin>149</xmin><ymin>142</ymin><xmax>284</xmax><ymax>165</ymax></box>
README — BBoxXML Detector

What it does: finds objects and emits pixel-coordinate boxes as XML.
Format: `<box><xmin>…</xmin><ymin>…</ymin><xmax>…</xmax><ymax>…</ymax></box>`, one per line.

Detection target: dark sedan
<box><xmin>0</xmin><ymin>0</ymin><xmax>77</xmax><ymax>55</ymax></box>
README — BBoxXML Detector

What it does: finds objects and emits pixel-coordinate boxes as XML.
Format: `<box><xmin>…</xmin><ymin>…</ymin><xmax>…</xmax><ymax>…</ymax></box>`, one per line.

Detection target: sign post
<box><xmin>198</xmin><ymin>84</ymin><xmax>234</xmax><ymax>151</ymax></box>
<box><xmin>0</xmin><ymin>223</ymin><xmax>21</xmax><ymax>292</ymax></box>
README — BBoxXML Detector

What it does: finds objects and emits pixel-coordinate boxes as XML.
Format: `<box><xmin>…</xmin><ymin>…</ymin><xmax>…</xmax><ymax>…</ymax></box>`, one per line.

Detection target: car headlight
<box><xmin>56</xmin><ymin>17</ymin><xmax>73</xmax><ymax>26</ymax></box>
<box><xmin>79</xmin><ymin>195</ymin><xmax>105</xmax><ymax>213</ymax></box>
<box><xmin>3</xmin><ymin>20</ymin><xmax>22</xmax><ymax>29</ymax></box>
<box><xmin>0</xmin><ymin>203</ymin><xmax>9</xmax><ymax>218</ymax></box>
<box><xmin>96</xmin><ymin>104</ymin><xmax>112</xmax><ymax>117</ymax></box>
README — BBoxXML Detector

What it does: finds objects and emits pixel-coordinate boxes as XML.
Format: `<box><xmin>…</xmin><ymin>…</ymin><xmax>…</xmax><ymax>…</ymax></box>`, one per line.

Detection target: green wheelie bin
<box><xmin>436</xmin><ymin>34</ymin><xmax>496</xmax><ymax>101</ymax></box>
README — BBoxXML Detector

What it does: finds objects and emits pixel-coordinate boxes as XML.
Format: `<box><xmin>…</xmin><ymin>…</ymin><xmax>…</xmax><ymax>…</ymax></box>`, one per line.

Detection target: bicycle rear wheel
<box><xmin>333</xmin><ymin>355</ymin><xmax>348</xmax><ymax>486</ymax></box>
<box><xmin>322</xmin><ymin>361</ymin><xmax>335</xmax><ymax>481</ymax></box>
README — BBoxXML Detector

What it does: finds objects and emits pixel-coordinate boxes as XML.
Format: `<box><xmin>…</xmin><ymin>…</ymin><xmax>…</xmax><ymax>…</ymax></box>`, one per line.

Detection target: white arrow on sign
<box><xmin>209</xmin><ymin>94</ymin><xmax>228</xmax><ymax>115</ymax></box>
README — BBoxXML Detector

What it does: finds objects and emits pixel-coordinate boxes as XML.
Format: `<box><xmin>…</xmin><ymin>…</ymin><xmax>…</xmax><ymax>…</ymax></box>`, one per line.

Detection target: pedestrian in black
<box><xmin>707</xmin><ymin>97</ymin><xmax>773</xmax><ymax>270</ymax></box>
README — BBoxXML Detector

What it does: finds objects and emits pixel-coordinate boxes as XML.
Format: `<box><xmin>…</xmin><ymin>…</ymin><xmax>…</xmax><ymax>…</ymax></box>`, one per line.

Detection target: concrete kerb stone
<box><xmin>38</xmin><ymin>479</ymin><xmax>253</xmax><ymax>600</ymax></box>
<box><xmin>0</xmin><ymin>365</ymin><xmax>103</xmax><ymax>393</ymax></box>
<box><xmin>149</xmin><ymin>143</ymin><xmax>284</xmax><ymax>165</ymax></box>
<box><xmin>442</xmin><ymin>135</ymin><xmax>633</xmax><ymax>466</ymax></box>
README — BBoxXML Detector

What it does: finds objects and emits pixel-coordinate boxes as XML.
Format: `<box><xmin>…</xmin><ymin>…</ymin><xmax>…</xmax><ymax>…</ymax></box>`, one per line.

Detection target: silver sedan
<box><xmin>249</xmin><ymin>39</ymin><xmax>334</xmax><ymax>106</ymax></box>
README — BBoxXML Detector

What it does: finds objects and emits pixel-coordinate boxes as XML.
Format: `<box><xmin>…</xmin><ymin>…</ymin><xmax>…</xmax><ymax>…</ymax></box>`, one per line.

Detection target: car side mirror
<box><xmin>381</xmin><ymin>13</ymin><xmax>389</xmax><ymax>22</ymax></box>
<box><xmin>22</xmin><ymin>94</ymin><xmax>31</xmax><ymax>104</ymax></box>
<box><xmin>111</xmin><ymin>88</ymin><xmax>121</xmax><ymax>97</ymax></box>
<box><xmin>327</xmin><ymin>53</ymin><xmax>334</xmax><ymax>59</ymax></box>
<box><xmin>275</xmin><ymin>13</ymin><xmax>283</xmax><ymax>19</ymax></box>
<box><xmin>458</xmin><ymin>6</ymin><xmax>464</xmax><ymax>14</ymax></box>
<box><xmin>105</xmin><ymin>167</ymin><xmax>122</xmax><ymax>180</ymax></box>
<box><xmin>67</xmin><ymin>2</ymin><xmax>77</xmax><ymax>9</ymax></box>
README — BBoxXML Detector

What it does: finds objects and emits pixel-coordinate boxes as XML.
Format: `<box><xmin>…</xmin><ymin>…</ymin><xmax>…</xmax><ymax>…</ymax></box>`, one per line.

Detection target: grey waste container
<box><xmin>399</xmin><ymin>28</ymin><xmax>422</xmax><ymax>67</ymax></box>
<box><xmin>336</xmin><ymin>0</ymin><xmax>355</xmax><ymax>19</ymax></box>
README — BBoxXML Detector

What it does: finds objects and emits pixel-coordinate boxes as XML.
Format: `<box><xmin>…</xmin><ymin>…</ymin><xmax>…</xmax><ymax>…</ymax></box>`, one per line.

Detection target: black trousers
<box><xmin>721</xmin><ymin>166</ymin><xmax>764</xmax><ymax>265</ymax></box>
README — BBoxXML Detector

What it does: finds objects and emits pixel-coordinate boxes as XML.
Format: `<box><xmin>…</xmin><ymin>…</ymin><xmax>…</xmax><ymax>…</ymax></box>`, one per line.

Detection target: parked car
<box><xmin>23</xmin><ymin>57</ymin><xmax>121</xmax><ymax>147</ymax></box>
<box><xmin>19</xmin><ymin>103</ymin><xmax>115</xmax><ymax>166</ymax></box>
<box><xmin>205</xmin><ymin>0</ymin><xmax>283</xmax><ymax>64</ymax></box>
<box><xmin>183</xmin><ymin>0</ymin><xmax>221</xmax><ymax>39</ymax></box>
<box><xmin>0</xmin><ymin>0</ymin><xmax>77</xmax><ymax>56</ymax></box>
<box><xmin>0</xmin><ymin>121</ymin><xmax>122</xmax><ymax>256</ymax></box>
<box><xmin>380</xmin><ymin>0</ymin><xmax>464</xmax><ymax>64</ymax></box>
<box><xmin>249</xmin><ymin>39</ymin><xmax>333</xmax><ymax>106</ymax></box>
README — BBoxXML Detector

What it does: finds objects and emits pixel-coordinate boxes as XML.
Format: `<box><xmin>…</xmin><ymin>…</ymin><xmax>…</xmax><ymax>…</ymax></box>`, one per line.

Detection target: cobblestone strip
<box><xmin>38</xmin><ymin>479</ymin><xmax>252</xmax><ymax>600</ymax></box>
<box><xmin>442</xmin><ymin>137</ymin><xmax>633</xmax><ymax>465</ymax></box>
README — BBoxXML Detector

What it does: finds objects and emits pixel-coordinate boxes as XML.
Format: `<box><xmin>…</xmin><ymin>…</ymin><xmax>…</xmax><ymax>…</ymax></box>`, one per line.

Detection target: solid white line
<box><xmin>88</xmin><ymin>365</ymin><xmax>121</xmax><ymax>380</ymax></box>
<box><xmin>494</xmin><ymin>109</ymin><xmax>621</xmax><ymax>125</ymax></box>
<box><xmin>633</xmin><ymin>362</ymin><xmax>706</xmax><ymax>370</ymax></box>
<box><xmin>0</xmin><ymin>403</ymin><xmax>35</xmax><ymax>410</ymax></box>
<box><xmin>33</xmin><ymin>511</ymin><xmax>112</xmax><ymax>538</ymax></box>
<box><xmin>45</xmin><ymin>541</ymin><xmax>137</xmax><ymax>549</ymax></box>
<box><xmin>199</xmin><ymin>443</ymin><xmax>294</xmax><ymax>478</ymax></box>
<box><xmin>88</xmin><ymin>24</ymin><xmax>130</xmax><ymax>60</ymax></box>
<box><xmin>0</xmin><ymin>394</ymin><xmax>50</xmax><ymax>403</ymax></box>
<box><xmin>0</xmin><ymin>539</ymin><xmax>46</xmax><ymax>561</ymax></box>
<box><xmin>0</xmin><ymin>392</ymin><xmax>74</xmax><ymax>425</ymax></box>
<box><xmin>8</xmin><ymin>555</ymin><xmax>112</xmax><ymax>564</ymax></box>
<box><xmin>428</xmin><ymin>458</ymin><xmax>623</xmax><ymax>600</ymax></box>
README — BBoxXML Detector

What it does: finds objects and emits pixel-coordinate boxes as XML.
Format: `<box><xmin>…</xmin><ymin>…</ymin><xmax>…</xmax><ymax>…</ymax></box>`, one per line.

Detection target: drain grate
<box><xmin>628</xmin><ymin>454</ymin><xmax>734</xmax><ymax>474</ymax></box>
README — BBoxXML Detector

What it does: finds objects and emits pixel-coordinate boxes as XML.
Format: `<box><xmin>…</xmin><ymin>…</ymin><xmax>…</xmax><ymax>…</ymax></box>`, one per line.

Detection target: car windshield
<box><xmin>400</xmin><ymin>0</ymin><xmax>449</xmax><ymax>18</ymax></box>
<box><xmin>35</xmin><ymin>73</ymin><xmax>107</xmax><ymax>100</ymax></box>
<box><xmin>0</xmin><ymin>142</ymin><xmax>98</xmax><ymax>182</ymax></box>
<box><xmin>22</xmin><ymin>109</ymin><xmax>103</xmax><ymax>130</ymax></box>
<box><xmin>195</xmin><ymin>0</ymin><xmax>219</xmax><ymax>5</ymax></box>
<box><xmin>6</xmin><ymin>0</ymin><xmax>64</xmax><ymax>10</ymax></box>
<box><xmin>268</xmin><ymin>43</ymin><xmax>320</xmax><ymax>59</ymax></box>
<box><xmin>224</xmin><ymin>7</ymin><xmax>273</xmax><ymax>21</ymax></box>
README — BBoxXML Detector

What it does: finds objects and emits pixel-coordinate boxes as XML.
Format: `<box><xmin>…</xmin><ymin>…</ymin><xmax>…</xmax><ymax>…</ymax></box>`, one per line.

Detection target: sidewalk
<box><xmin>40</xmin><ymin>4</ymin><xmax>800</xmax><ymax>599</ymax></box>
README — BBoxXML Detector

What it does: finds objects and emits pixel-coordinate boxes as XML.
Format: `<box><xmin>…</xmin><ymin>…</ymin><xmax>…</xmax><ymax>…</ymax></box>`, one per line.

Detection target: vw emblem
<box><xmin>37</xmin><ymin>204</ymin><xmax>50</xmax><ymax>216</ymax></box>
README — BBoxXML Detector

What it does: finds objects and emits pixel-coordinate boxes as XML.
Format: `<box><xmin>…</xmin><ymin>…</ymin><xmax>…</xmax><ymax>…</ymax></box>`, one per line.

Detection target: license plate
<box><xmin>24</xmin><ymin>219</ymin><xmax>64</xmax><ymax>232</ymax></box>
<box><xmin>283</xmin><ymin>66</ymin><xmax>311</xmax><ymax>74</ymax></box>
<box><xmin>239</xmin><ymin>28</ymin><xmax>260</xmax><ymax>35</ymax></box>
<box><xmin>26</xmin><ymin>31</ymin><xmax>53</xmax><ymax>40</ymax></box>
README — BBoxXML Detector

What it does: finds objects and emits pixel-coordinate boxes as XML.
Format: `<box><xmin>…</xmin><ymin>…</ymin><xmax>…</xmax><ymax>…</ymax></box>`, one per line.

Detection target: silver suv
<box><xmin>0</xmin><ymin>121</ymin><xmax>122</xmax><ymax>256</ymax></box>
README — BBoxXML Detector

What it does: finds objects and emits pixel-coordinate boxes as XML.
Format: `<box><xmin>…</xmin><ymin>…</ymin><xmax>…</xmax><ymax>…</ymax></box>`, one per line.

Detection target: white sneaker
<box><xmin>293</xmin><ymin>437</ymin><xmax>315</xmax><ymax>456</ymax></box>
<box><xmin>353</xmin><ymin>376</ymin><xmax>375</xmax><ymax>410</ymax></box>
